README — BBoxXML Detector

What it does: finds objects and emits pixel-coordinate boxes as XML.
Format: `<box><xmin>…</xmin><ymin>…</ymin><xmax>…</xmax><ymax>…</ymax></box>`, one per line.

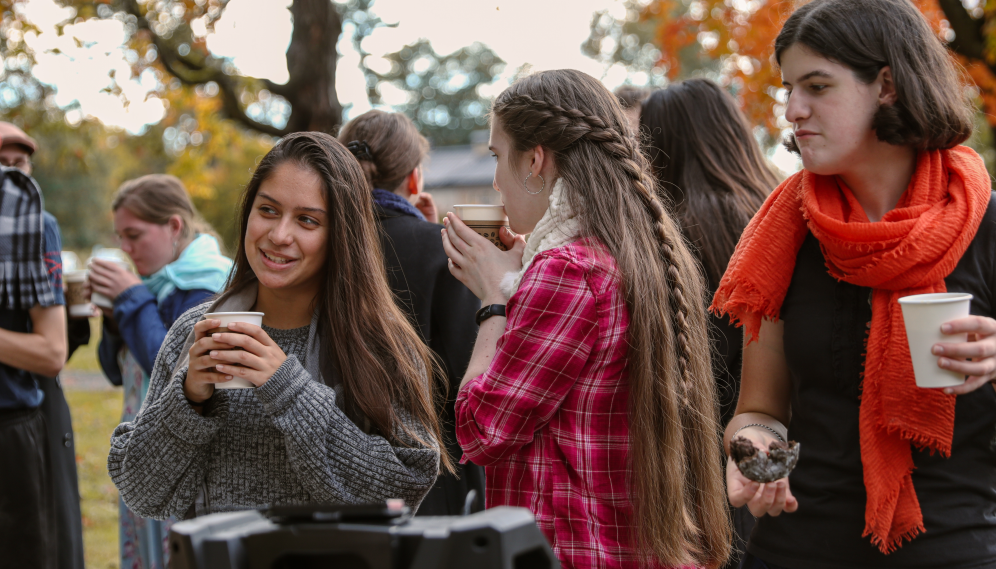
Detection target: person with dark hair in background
<box><xmin>444</xmin><ymin>69</ymin><xmax>731</xmax><ymax>569</ymax></box>
<box><xmin>0</xmin><ymin>120</ymin><xmax>85</xmax><ymax>569</ymax></box>
<box><xmin>339</xmin><ymin>110</ymin><xmax>484</xmax><ymax>516</ymax></box>
<box><xmin>91</xmin><ymin>174</ymin><xmax>231</xmax><ymax>569</ymax></box>
<box><xmin>614</xmin><ymin>84</ymin><xmax>651</xmax><ymax>135</ymax></box>
<box><xmin>108</xmin><ymin>132</ymin><xmax>448</xmax><ymax>522</ymax></box>
<box><xmin>715</xmin><ymin>1</ymin><xmax>996</xmax><ymax>567</ymax></box>
<box><xmin>640</xmin><ymin>78</ymin><xmax>778</xmax><ymax>567</ymax></box>
<box><xmin>0</xmin><ymin>128</ymin><xmax>69</xmax><ymax>569</ymax></box>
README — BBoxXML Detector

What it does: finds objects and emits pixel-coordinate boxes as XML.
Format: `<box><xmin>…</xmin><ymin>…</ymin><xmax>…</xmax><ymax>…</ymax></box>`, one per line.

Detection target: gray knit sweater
<box><xmin>107</xmin><ymin>302</ymin><xmax>440</xmax><ymax>521</ymax></box>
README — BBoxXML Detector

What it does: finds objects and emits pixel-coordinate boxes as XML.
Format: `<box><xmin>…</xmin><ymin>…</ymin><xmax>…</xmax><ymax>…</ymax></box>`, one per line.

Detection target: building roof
<box><xmin>423</xmin><ymin>144</ymin><xmax>495</xmax><ymax>189</ymax></box>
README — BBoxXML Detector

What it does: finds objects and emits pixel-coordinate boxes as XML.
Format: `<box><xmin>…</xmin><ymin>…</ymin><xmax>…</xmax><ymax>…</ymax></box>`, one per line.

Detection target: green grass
<box><xmin>65</xmin><ymin>317</ymin><xmax>102</xmax><ymax>372</ymax></box>
<box><xmin>66</xmin><ymin>389</ymin><xmax>122</xmax><ymax>569</ymax></box>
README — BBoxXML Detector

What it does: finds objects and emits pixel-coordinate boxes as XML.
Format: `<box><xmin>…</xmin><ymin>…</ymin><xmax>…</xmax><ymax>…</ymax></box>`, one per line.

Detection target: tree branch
<box><xmin>262</xmin><ymin>78</ymin><xmax>293</xmax><ymax>99</ymax></box>
<box><xmin>120</xmin><ymin>0</ymin><xmax>290</xmax><ymax>137</ymax></box>
<box><xmin>937</xmin><ymin>0</ymin><xmax>991</xmax><ymax>70</ymax></box>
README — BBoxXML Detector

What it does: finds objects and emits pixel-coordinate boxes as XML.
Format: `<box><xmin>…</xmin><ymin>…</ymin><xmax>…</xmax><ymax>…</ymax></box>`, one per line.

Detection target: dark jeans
<box><xmin>0</xmin><ymin>407</ymin><xmax>56</xmax><ymax>569</ymax></box>
<box><xmin>38</xmin><ymin>375</ymin><xmax>85</xmax><ymax>569</ymax></box>
<box><xmin>739</xmin><ymin>552</ymin><xmax>792</xmax><ymax>569</ymax></box>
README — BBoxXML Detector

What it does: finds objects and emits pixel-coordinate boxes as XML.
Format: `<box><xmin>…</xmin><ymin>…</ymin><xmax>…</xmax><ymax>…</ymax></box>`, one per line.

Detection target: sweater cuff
<box><xmin>254</xmin><ymin>356</ymin><xmax>312</xmax><ymax>416</ymax></box>
<box><xmin>160</xmin><ymin>371</ymin><xmax>226</xmax><ymax>445</ymax></box>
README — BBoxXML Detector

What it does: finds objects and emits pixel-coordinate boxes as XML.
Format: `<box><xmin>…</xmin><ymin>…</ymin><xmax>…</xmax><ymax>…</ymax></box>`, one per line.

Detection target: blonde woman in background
<box><xmin>89</xmin><ymin>174</ymin><xmax>231</xmax><ymax>569</ymax></box>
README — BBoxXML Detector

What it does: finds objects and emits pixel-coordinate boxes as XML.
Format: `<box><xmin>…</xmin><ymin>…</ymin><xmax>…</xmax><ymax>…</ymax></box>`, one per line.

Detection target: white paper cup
<box><xmin>204</xmin><ymin>312</ymin><xmax>264</xmax><ymax>389</ymax></box>
<box><xmin>453</xmin><ymin>204</ymin><xmax>510</xmax><ymax>251</ymax></box>
<box><xmin>87</xmin><ymin>257</ymin><xmax>133</xmax><ymax>309</ymax></box>
<box><xmin>898</xmin><ymin>292</ymin><xmax>972</xmax><ymax>388</ymax></box>
<box><xmin>64</xmin><ymin>270</ymin><xmax>92</xmax><ymax>317</ymax></box>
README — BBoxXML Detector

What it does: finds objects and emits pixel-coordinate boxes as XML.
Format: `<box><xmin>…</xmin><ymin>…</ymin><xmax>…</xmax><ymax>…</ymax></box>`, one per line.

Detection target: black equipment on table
<box><xmin>168</xmin><ymin>501</ymin><xmax>559</xmax><ymax>569</ymax></box>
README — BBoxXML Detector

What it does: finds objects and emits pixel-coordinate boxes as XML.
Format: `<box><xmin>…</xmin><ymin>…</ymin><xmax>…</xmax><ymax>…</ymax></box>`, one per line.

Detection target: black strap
<box><xmin>475</xmin><ymin>304</ymin><xmax>506</xmax><ymax>325</ymax></box>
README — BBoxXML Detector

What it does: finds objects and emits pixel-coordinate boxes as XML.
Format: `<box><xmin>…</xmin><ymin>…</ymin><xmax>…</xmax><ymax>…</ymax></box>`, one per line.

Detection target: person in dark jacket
<box><xmin>339</xmin><ymin>110</ymin><xmax>484</xmax><ymax>515</ymax></box>
<box><xmin>640</xmin><ymin>79</ymin><xmax>778</xmax><ymax>568</ymax></box>
<box><xmin>0</xmin><ymin>121</ymin><xmax>86</xmax><ymax>569</ymax></box>
<box><xmin>90</xmin><ymin>174</ymin><xmax>231</xmax><ymax>569</ymax></box>
<box><xmin>0</xmin><ymin>161</ymin><xmax>68</xmax><ymax>569</ymax></box>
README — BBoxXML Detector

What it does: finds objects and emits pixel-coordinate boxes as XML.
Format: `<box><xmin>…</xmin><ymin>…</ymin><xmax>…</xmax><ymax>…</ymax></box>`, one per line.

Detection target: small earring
<box><xmin>523</xmin><ymin>172</ymin><xmax>545</xmax><ymax>195</ymax></box>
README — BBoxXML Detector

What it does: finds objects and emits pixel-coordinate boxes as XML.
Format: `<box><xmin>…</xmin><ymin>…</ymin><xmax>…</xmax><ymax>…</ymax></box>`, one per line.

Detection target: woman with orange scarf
<box><xmin>715</xmin><ymin>1</ymin><xmax>996</xmax><ymax>568</ymax></box>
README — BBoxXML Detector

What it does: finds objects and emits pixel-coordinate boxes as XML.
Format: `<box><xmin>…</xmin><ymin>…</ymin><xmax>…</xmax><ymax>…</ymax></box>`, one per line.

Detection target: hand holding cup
<box><xmin>87</xmin><ymin>258</ymin><xmax>141</xmax><ymax>306</ymax></box>
<box><xmin>931</xmin><ymin>315</ymin><xmax>996</xmax><ymax>395</ymax></box>
<box><xmin>441</xmin><ymin>211</ymin><xmax>525</xmax><ymax>302</ymax></box>
<box><xmin>186</xmin><ymin>318</ymin><xmax>232</xmax><ymax>404</ymax></box>
<box><xmin>898</xmin><ymin>292</ymin><xmax>996</xmax><ymax>394</ymax></box>
<box><xmin>208</xmin><ymin>321</ymin><xmax>287</xmax><ymax>388</ymax></box>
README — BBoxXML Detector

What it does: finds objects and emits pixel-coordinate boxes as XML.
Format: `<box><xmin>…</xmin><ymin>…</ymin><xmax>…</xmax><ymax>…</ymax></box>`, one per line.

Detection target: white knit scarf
<box><xmin>499</xmin><ymin>178</ymin><xmax>583</xmax><ymax>299</ymax></box>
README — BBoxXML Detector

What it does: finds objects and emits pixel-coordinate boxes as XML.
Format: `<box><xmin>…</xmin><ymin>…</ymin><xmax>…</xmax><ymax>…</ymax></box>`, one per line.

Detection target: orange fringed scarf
<box><xmin>711</xmin><ymin>146</ymin><xmax>991</xmax><ymax>554</ymax></box>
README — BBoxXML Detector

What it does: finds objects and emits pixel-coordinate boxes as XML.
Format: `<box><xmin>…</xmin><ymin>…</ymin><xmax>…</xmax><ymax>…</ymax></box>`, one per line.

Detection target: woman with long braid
<box><xmin>441</xmin><ymin>69</ymin><xmax>730</xmax><ymax>569</ymax></box>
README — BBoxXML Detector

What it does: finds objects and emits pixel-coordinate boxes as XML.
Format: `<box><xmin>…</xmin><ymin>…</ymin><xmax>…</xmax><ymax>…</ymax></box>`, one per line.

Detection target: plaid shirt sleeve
<box><xmin>42</xmin><ymin>213</ymin><xmax>65</xmax><ymax>306</ymax></box>
<box><xmin>455</xmin><ymin>251</ymin><xmax>598</xmax><ymax>466</ymax></box>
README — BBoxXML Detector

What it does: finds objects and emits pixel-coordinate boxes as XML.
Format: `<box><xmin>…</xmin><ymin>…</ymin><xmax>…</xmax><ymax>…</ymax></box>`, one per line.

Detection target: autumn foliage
<box><xmin>644</xmin><ymin>0</ymin><xmax>996</xmax><ymax>136</ymax></box>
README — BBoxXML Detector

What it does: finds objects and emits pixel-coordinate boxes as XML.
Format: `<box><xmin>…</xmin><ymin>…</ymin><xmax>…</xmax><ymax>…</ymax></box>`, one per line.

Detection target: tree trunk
<box><xmin>282</xmin><ymin>0</ymin><xmax>344</xmax><ymax>134</ymax></box>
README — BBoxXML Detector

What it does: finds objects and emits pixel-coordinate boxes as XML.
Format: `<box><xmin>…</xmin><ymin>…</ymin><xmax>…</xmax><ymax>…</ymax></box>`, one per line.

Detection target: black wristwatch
<box><xmin>475</xmin><ymin>304</ymin><xmax>506</xmax><ymax>325</ymax></box>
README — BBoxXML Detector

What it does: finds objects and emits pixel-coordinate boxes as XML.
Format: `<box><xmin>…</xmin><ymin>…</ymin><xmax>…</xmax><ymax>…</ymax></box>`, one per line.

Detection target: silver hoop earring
<box><xmin>523</xmin><ymin>172</ymin><xmax>545</xmax><ymax>195</ymax></box>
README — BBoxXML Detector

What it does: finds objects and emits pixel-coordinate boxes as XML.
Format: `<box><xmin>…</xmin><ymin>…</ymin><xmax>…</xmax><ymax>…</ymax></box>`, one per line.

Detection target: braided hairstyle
<box><xmin>491</xmin><ymin>70</ymin><xmax>730</xmax><ymax>568</ymax></box>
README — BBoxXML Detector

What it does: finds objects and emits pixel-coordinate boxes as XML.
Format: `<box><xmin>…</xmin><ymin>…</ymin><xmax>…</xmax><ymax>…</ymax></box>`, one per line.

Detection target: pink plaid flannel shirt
<box><xmin>456</xmin><ymin>238</ymin><xmax>677</xmax><ymax>569</ymax></box>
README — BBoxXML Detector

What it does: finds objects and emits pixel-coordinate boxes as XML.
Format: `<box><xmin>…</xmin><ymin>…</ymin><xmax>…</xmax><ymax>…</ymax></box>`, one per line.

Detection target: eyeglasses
<box><xmin>0</xmin><ymin>157</ymin><xmax>31</xmax><ymax>170</ymax></box>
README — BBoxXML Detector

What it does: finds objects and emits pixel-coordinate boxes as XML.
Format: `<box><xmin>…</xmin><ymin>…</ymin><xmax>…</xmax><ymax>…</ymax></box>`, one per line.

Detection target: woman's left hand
<box><xmin>441</xmin><ymin>213</ymin><xmax>526</xmax><ymax>302</ymax></box>
<box><xmin>209</xmin><ymin>322</ymin><xmax>288</xmax><ymax>387</ymax></box>
<box><xmin>87</xmin><ymin>258</ymin><xmax>142</xmax><ymax>302</ymax></box>
<box><xmin>414</xmin><ymin>192</ymin><xmax>438</xmax><ymax>222</ymax></box>
<box><xmin>931</xmin><ymin>315</ymin><xmax>996</xmax><ymax>395</ymax></box>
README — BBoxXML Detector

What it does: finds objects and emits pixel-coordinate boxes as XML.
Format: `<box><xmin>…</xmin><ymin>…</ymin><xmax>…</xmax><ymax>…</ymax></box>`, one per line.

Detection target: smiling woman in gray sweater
<box><xmin>107</xmin><ymin>132</ymin><xmax>448</xmax><ymax>520</ymax></box>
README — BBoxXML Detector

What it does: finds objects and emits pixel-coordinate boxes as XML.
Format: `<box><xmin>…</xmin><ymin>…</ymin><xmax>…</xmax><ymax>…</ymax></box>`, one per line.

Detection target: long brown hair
<box><xmin>640</xmin><ymin>79</ymin><xmax>777</xmax><ymax>287</ymax></box>
<box><xmin>226</xmin><ymin>132</ymin><xmax>452</xmax><ymax>473</ymax></box>
<box><xmin>776</xmin><ymin>0</ymin><xmax>973</xmax><ymax>151</ymax></box>
<box><xmin>112</xmin><ymin>174</ymin><xmax>218</xmax><ymax>243</ymax></box>
<box><xmin>492</xmin><ymin>70</ymin><xmax>730</xmax><ymax>568</ymax></box>
<box><xmin>337</xmin><ymin>110</ymin><xmax>429</xmax><ymax>192</ymax></box>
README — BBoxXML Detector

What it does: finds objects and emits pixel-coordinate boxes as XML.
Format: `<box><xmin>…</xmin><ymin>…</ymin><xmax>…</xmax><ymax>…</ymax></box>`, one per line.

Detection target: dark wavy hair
<box><xmin>776</xmin><ymin>0</ymin><xmax>973</xmax><ymax>152</ymax></box>
<box><xmin>225</xmin><ymin>131</ymin><xmax>451</xmax><ymax>473</ymax></box>
<box><xmin>640</xmin><ymin>79</ymin><xmax>777</xmax><ymax>288</ymax></box>
<box><xmin>492</xmin><ymin>69</ymin><xmax>731</xmax><ymax>568</ymax></box>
